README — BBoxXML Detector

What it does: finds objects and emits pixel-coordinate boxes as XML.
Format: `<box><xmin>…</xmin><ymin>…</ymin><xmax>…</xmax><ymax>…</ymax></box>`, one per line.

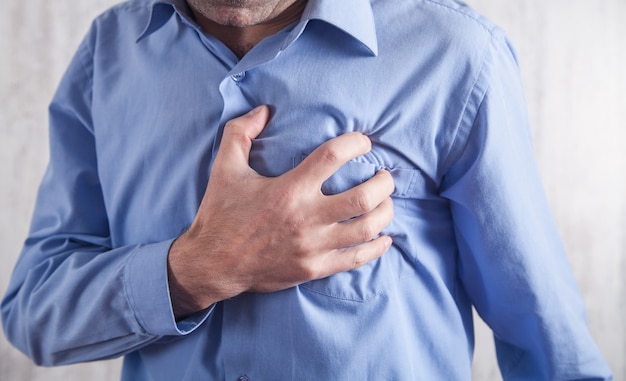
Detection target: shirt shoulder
<box><xmin>86</xmin><ymin>0</ymin><xmax>159</xmax><ymax>41</ymax></box>
<box><xmin>370</xmin><ymin>0</ymin><xmax>521</xmax><ymax>176</ymax></box>
<box><xmin>413</xmin><ymin>0</ymin><xmax>500</xmax><ymax>35</ymax></box>
<box><xmin>91</xmin><ymin>0</ymin><xmax>155</xmax><ymax>20</ymax></box>
<box><xmin>373</xmin><ymin>0</ymin><xmax>507</xmax><ymax>56</ymax></box>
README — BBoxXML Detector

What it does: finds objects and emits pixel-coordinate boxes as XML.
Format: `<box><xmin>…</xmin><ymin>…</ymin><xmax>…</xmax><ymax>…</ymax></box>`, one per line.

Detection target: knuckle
<box><xmin>287</xmin><ymin>223</ymin><xmax>308</xmax><ymax>247</ymax></box>
<box><xmin>351</xmin><ymin>247</ymin><xmax>367</xmax><ymax>268</ymax></box>
<box><xmin>223</xmin><ymin>118</ymin><xmax>244</xmax><ymax>134</ymax></box>
<box><xmin>222</xmin><ymin>122</ymin><xmax>252</xmax><ymax>148</ymax></box>
<box><xmin>319</xmin><ymin>145</ymin><xmax>341</xmax><ymax>167</ymax></box>
<box><xmin>357</xmin><ymin>220</ymin><xmax>378</xmax><ymax>242</ymax></box>
<box><xmin>350</xmin><ymin>189</ymin><xmax>374</xmax><ymax>214</ymax></box>
<box><xmin>283</xmin><ymin>217</ymin><xmax>315</xmax><ymax>252</ymax></box>
<box><xmin>294</xmin><ymin>261</ymin><xmax>318</xmax><ymax>281</ymax></box>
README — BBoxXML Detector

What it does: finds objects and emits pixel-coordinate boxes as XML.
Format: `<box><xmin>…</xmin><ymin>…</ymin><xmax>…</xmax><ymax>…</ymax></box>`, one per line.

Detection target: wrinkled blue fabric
<box><xmin>2</xmin><ymin>0</ymin><xmax>612</xmax><ymax>379</ymax></box>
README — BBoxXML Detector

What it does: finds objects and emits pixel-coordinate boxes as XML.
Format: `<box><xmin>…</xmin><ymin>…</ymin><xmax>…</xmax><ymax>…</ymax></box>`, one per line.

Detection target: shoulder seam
<box><xmin>423</xmin><ymin>0</ymin><xmax>501</xmax><ymax>38</ymax></box>
<box><xmin>438</xmin><ymin>27</ymin><xmax>503</xmax><ymax>178</ymax></box>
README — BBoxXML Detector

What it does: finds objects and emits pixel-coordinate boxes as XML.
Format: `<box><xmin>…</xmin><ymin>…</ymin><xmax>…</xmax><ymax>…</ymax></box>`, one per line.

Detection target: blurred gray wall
<box><xmin>1</xmin><ymin>1</ymin><xmax>624</xmax><ymax>379</ymax></box>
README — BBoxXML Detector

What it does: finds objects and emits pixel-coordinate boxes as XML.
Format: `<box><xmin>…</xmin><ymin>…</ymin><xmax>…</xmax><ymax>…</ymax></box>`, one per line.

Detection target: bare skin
<box><xmin>168</xmin><ymin>2</ymin><xmax>394</xmax><ymax>319</ymax></box>
<box><xmin>168</xmin><ymin>106</ymin><xmax>395</xmax><ymax>318</ymax></box>
<box><xmin>187</xmin><ymin>0</ymin><xmax>307</xmax><ymax>57</ymax></box>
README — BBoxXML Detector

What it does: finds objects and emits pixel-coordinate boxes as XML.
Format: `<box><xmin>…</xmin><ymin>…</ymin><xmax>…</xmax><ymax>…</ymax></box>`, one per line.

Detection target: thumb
<box><xmin>214</xmin><ymin>105</ymin><xmax>270</xmax><ymax>172</ymax></box>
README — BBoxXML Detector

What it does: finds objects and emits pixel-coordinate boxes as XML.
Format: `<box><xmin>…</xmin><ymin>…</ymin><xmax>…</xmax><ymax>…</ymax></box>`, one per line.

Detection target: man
<box><xmin>1</xmin><ymin>0</ymin><xmax>612</xmax><ymax>379</ymax></box>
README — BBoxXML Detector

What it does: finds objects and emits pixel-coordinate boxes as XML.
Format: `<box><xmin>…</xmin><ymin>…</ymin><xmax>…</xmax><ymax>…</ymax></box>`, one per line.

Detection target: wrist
<box><xmin>167</xmin><ymin>235</ymin><xmax>209</xmax><ymax>319</ymax></box>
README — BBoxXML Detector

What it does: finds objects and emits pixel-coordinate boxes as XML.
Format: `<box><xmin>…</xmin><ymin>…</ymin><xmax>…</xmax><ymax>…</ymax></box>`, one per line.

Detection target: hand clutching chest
<box><xmin>166</xmin><ymin>106</ymin><xmax>396</xmax><ymax>319</ymax></box>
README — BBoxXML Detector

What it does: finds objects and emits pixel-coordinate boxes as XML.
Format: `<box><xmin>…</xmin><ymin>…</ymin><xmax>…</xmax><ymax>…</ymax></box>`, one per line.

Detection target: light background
<box><xmin>1</xmin><ymin>1</ymin><xmax>624</xmax><ymax>379</ymax></box>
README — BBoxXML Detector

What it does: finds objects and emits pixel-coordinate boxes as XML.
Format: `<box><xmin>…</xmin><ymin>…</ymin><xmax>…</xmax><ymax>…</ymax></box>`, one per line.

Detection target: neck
<box><xmin>191</xmin><ymin>0</ymin><xmax>307</xmax><ymax>58</ymax></box>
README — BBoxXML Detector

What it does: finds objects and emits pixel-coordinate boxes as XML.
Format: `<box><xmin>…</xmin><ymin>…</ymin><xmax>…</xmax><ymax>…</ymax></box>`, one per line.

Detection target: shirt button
<box><xmin>237</xmin><ymin>375</ymin><xmax>250</xmax><ymax>381</ymax></box>
<box><xmin>231</xmin><ymin>72</ymin><xmax>246</xmax><ymax>82</ymax></box>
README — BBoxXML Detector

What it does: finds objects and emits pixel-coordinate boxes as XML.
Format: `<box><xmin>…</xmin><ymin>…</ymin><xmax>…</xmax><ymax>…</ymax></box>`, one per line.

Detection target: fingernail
<box><xmin>248</xmin><ymin>105</ymin><xmax>266</xmax><ymax>116</ymax></box>
<box><xmin>384</xmin><ymin>235</ymin><xmax>393</xmax><ymax>248</ymax></box>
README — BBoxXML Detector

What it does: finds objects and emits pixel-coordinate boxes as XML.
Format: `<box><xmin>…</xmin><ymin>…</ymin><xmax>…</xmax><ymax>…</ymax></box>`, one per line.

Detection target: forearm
<box><xmin>1</xmin><ymin>237</ymin><xmax>205</xmax><ymax>366</ymax></box>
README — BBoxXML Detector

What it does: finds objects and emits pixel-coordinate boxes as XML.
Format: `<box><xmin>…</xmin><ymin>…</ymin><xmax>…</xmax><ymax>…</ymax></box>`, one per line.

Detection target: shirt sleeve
<box><xmin>439</xmin><ymin>29</ymin><xmax>612</xmax><ymax>379</ymax></box>
<box><xmin>0</xmin><ymin>28</ymin><xmax>211</xmax><ymax>367</ymax></box>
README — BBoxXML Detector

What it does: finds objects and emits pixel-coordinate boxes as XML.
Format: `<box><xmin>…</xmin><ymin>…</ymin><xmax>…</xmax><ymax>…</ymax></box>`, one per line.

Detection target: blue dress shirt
<box><xmin>2</xmin><ymin>0</ymin><xmax>612</xmax><ymax>379</ymax></box>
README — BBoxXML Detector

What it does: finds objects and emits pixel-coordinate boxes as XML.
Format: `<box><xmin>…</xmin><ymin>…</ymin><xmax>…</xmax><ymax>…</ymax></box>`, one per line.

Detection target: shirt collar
<box><xmin>302</xmin><ymin>0</ymin><xmax>378</xmax><ymax>55</ymax></box>
<box><xmin>137</xmin><ymin>0</ymin><xmax>191</xmax><ymax>41</ymax></box>
<box><xmin>137</xmin><ymin>0</ymin><xmax>378</xmax><ymax>55</ymax></box>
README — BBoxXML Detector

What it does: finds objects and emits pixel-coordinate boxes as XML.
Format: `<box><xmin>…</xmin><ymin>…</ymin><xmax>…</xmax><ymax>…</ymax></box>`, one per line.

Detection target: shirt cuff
<box><xmin>123</xmin><ymin>239</ymin><xmax>212</xmax><ymax>336</ymax></box>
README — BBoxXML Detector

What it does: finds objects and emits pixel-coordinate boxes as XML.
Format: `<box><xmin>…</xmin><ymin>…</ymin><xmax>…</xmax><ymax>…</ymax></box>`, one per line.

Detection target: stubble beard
<box><xmin>186</xmin><ymin>0</ymin><xmax>283</xmax><ymax>27</ymax></box>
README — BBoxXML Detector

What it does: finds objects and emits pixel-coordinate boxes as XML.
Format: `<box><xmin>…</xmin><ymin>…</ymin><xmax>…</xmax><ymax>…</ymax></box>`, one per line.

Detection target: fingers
<box><xmin>291</xmin><ymin>132</ymin><xmax>372</xmax><ymax>187</ymax></box>
<box><xmin>213</xmin><ymin>105</ymin><xmax>270</xmax><ymax>174</ymax></box>
<box><xmin>330</xmin><ymin>196</ymin><xmax>394</xmax><ymax>247</ymax></box>
<box><xmin>318</xmin><ymin>235</ymin><xmax>393</xmax><ymax>279</ymax></box>
<box><xmin>309</xmin><ymin>173</ymin><xmax>395</xmax><ymax>278</ymax></box>
<box><xmin>321</xmin><ymin>169</ymin><xmax>395</xmax><ymax>223</ymax></box>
